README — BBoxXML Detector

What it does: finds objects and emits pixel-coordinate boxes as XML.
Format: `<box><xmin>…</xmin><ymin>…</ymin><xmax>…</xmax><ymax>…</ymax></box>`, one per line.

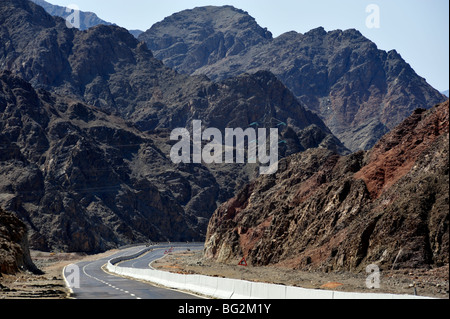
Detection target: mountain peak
<box><xmin>138</xmin><ymin>5</ymin><xmax>272</xmax><ymax>72</ymax></box>
<box><xmin>145</xmin><ymin>5</ymin><xmax>271</xmax><ymax>35</ymax></box>
<box><xmin>141</xmin><ymin>7</ymin><xmax>445</xmax><ymax>151</ymax></box>
<box><xmin>304</xmin><ymin>26</ymin><xmax>327</xmax><ymax>37</ymax></box>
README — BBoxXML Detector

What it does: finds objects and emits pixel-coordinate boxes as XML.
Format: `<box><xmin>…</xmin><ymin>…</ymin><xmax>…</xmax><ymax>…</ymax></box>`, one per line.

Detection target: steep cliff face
<box><xmin>140</xmin><ymin>6</ymin><xmax>446</xmax><ymax>152</ymax></box>
<box><xmin>205</xmin><ymin>101</ymin><xmax>449</xmax><ymax>272</ymax></box>
<box><xmin>0</xmin><ymin>208</ymin><xmax>40</xmax><ymax>274</ymax></box>
<box><xmin>0</xmin><ymin>0</ymin><xmax>346</xmax><ymax>151</ymax></box>
<box><xmin>0</xmin><ymin>71</ymin><xmax>200</xmax><ymax>252</ymax></box>
<box><xmin>0</xmin><ymin>68</ymin><xmax>344</xmax><ymax>253</ymax></box>
<box><xmin>0</xmin><ymin>0</ymin><xmax>349</xmax><ymax>253</ymax></box>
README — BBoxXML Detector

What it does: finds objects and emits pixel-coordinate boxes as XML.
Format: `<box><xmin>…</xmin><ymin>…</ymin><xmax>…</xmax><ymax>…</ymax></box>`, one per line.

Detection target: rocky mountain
<box><xmin>139</xmin><ymin>6</ymin><xmax>447</xmax><ymax>152</ymax></box>
<box><xmin>0</xmin><ymin>0</ymin><xmax>349</xmax><ymax>253</ymax></box>
<box><xmin>205</xmin><ymin>100</ymin><xmax>449</xmax><ymax>272</ymax></box>
<box><xmin>0</xmin><ymin>207</ymin><xmax>40</xmax><ymax>274</ymax></box>
<box><xmin>0</xmin><ymin>1</ymin><xmax>345</xmax><ymax>144</ymax></box>
<box><xmin>0</xmin><ymin>70</ymin><xmax>206</xmax><ymax>252</ymax></box>
<box><xmin>29</xmin><ymin>0</ymin><xmax>114</xmax><ymax>31</ymax></box>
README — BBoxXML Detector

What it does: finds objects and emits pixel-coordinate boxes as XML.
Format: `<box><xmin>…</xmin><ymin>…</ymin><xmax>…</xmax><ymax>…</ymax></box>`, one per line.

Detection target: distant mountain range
<box><xmin>29</xmin><ymin>0</ymin><xmax>143</xmax><ymax>37</ymax></box>
<box><xmin>139</xmin><ymin>6</ymin><xmax>446</xmax><ymax>152</ymax></box>
<box><xmin>0</xmin><ymin>0</ymin><xmax>347</xmax><ymax>252</ymax></box>
<box><xmin>28</xmin><ymin>3</ymin><xmax>446</xmax><ymax>151</ymax></box>
<box><xmin>0</xmin><ymin>0</ymin><xmax>448</xmax><ymax>262</ymax></box>
<box><xmin>29</xmin><ymin>0</ymin><xmax>114</xmax><ymax>30</ymax></box>
<box><xmin>442</xmin><ymin>90</ymin><xmax>449</xmax><ymax>97</ymax></box>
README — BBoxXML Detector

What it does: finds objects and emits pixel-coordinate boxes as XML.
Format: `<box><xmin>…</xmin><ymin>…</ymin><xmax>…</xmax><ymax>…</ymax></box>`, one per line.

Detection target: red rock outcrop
<box><xmin>205</xmin><ymin>101</ymin><xmax>449</xmax><ymax>272</ymax></box>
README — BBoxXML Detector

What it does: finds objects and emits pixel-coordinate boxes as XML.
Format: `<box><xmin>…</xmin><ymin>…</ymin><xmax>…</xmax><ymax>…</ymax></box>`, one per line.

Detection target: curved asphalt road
<box><xmin>64</xmin><ymin>243</ymin><xmax>204</xmax><ymax>299</ymax></box>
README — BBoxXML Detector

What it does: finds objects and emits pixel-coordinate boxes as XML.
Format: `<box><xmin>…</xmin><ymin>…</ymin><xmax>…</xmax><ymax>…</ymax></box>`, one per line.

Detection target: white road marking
<box><xmin>80</xmin><ymin>258</ymin><xmax>141</xmax><ymax>299</ymax></box>
<box><xmin>68</xmin><ymin>244</ymin><xmax>204</xmax><ymax>299</ymax></box>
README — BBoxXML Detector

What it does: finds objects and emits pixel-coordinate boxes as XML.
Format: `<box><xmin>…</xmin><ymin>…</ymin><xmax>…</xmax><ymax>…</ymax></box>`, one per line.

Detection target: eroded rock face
<box><xmin>140</xmin><ymin>6</ymin><xmax>446</xmax><ymax>152</ymax></box>
<box><xmin>0</xmin><ymin>208</ymin><xmax>40</xmax><ymax>274</ymax></box>
<box><xmin>0</xmin><ymin>71</ymin><xmax>201</xmax><ymax>252</ymax></box>
<box><xmin>0</xmin><ymin>69</ymin><xmax>345</xmax><ymax>253</ymax></box>
<box><xmin>0</xmin><ymin>1</ymin><xmax>346</xmax><ymax>154</ymax></box>
<box><xmin>205</xmin><ymin>101</ymin><xmax>449</xmax><ymax>272</ymax></box>
<box><xmin>0</xmin><ymin>0</ymin><xmax>351</xmax><ymax>253</ymax></box>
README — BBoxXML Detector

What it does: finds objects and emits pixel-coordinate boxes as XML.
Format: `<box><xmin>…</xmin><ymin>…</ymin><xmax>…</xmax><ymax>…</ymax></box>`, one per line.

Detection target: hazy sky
<box><xmin>46</xmin><ymin>0</ymin><xmax>449</xmax><ymax>92</ymax></box>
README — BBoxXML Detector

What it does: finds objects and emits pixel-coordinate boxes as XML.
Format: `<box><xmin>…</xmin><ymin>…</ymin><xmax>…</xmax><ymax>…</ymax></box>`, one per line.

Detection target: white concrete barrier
<box><xmin>286</xmin><ymin>285</ymin><xmax>334</xmax><ymax>299</ymax></box>
<box><xmin>106</xmin><ymin>255</ymin><xmax>434</xmax><ymax>300</ymax></box>
<box><xmin>215</xmin><ymin>278</ymin><xmax>235</xmax><ymax>299</ymax></box>
<box><xmin>185</xmin><ymin>274</ymin><xmax>201</xmax><ymax>293</ymax></box>
<box><xmin>230</xmin><ymin>279</ymin><xmax>251</xmax><ymax>299</ymax></box>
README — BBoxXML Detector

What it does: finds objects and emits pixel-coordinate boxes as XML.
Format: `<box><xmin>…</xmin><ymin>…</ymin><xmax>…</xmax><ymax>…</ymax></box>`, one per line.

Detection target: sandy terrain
<box><xmin>152</xmin><ymin>250</ymin><xmax>449</xmax><ymax>299</ymax></box>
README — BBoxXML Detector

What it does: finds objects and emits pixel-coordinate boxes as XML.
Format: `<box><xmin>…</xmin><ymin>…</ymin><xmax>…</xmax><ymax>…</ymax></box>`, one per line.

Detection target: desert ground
<box><xmin>1</xmin><ymin>249</ymin><xmax>448</xmax><ymax>299</ymax></box>
<box><xmin>0</xmin><ymin>249</ymin><xmax>118</xmax><ymax>299</ymax></box>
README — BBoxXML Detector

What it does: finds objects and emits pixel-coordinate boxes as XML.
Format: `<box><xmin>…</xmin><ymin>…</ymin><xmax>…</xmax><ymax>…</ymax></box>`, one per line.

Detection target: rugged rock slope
<box><xmin>0</xmin><ymin>71</ymin><xmax>203</xmax><ymax>252</ymax></box>
<box><xmin>0</xmin><ymin>207</ymin><xmax>40</xmax><ymax>274</ymax></box>
<box><xmin>140</xmin><ymin>6</ymin><xmax>447</xmax><ymax>152</ymax></box>
<box><xmin>0</xmin><ymin>0</ymin><xmax>348</xmax><ymax>253</ymax></box>
<box><xmin>139</xmin><ymin>6</ymin><xmax>272</xmax><ymax>73</ymax></box>
<box><xmin>0</xmin><ymin>0</ymin><xmax>345</xmax><ymax>152</ymax></box>
<box><xmin>205</xmin><ymin>100</ymin><xmax>449</xmax><ymax>272</ymax></box>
